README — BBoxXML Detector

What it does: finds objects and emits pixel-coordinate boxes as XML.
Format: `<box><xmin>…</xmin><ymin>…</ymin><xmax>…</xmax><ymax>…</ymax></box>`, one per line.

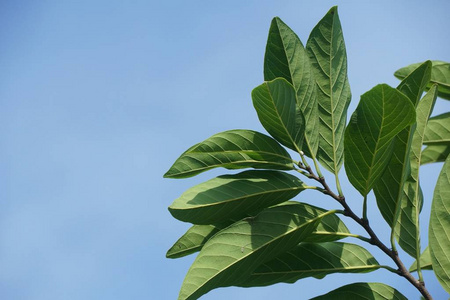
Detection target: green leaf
<box><xmin>167</xmin><ymin>209</ymin><xmax>350</xmax><ymax>259</ymax></box>
<box><xmin>344</xmin><ymin>84</ymin><xmax>416</xmax><ymax>196</ymax></box>
<box><xmin>306</xmin><ymin>6</ymin><xmax>351</xmax><ymax>174</ymax></box>
<box><xmin>164</xmin><ymin>130</ymin><xmax>294</xmax><ymax>178</ymax></box>
<box><xmin>177</xmin><ymin>202</ymin><xmax>330</xmax><ymax>300</ymax></box>
<box><xmin>395</xmin><ymin>85</ymin><xmax>438</xmax><ymax>258</ymax></box>
<box><xmin>252</xmin><ymin>78</ymin><xmax>305</xmax><ymax>152</ymax></box>
<box><xmin>373</xmin><ymin>61</ymin><xmax>431</xmax><ymax>226</ymax></box>
<box><xmin>395</xmin><ymin>60</ymin><xmax>450</xmax><ymax>100</ymax></box>
<box><xmin>168</xmin><ymin>170</ymin><xmax>306</xmax><ymax>224</ymax></box>
<box><xmin>238</xmin><ymin>242</ymin><xmax>380</xmax><ymax>287</ymax></box>
<box><xmin>311</xmin><ymin>282</ymin><xmax>407</xmax><ymax>300</ymax></box>
<box><xmin>410</xmin><ymin>246</ymin><xmax>432</xmax><ymax>272</ymax></box>
<box><xmin>422</xmin><ymin>144</ymin><xmax>450</xmax><ymax>165</ymax></box>
<box><xmin>423</xmin><ymin>112</ymin><xmax>450</xmax><ymax>145</ymax></box>
<box><xmin>264</xmin><ymin>17</ymin><xmax>318</xmax><ymax>157</ymax></box>
<box><xmin>429</xmin><ymin>154</ymin><xmax>450</xmax><ymax>293</ymax></box>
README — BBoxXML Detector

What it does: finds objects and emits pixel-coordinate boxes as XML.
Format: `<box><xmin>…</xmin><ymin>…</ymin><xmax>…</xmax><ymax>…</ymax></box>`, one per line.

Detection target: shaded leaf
<box><xmin>395</xmin><ymin>60</ymin><xmax>450</xmax><ymax>100</ymax></box>
<box><xmin>169</xmin><ymin>170</ymin><xmax>305</xmax><ymax>224</ymax></box>
<box><xmin>177</xmin><ymin>202</ymin><xmax>330</xmax><ymax>300</ymax></box>
<box><xmin>238</xmin><ymin>242</ymin><xmax>380</xmax><ymax>287</ymax></box>
<box><xmin>264</xmin><ymin>17</ymin><xmax>318</xmax><ymax>157</ymax></box>
<box><xmin>311</xmin><ymin>282</ymin><xmax>407</xmax><ymax>300</ymax></box>
<box><xmin>306</xmin><ymin>6</ymin><xmax>351</xmax><ymax>174</ymax></box>
<box><xmin>395</xmin><ymin>86</ymin><xmax>437</xmax><ymax>258</ymax></box>
<box><xmin>423</xmin><ymin>112</ymin><xmax>450</xmax><ymax>145</ymax></box>
<box><xmin>344</xmin><ymin>84</ymin><xmax>416</xmax><ymax>196</ymax></box>
<box><xmin>422</xmin><ymin>144</ymin><xmax>450</xmax><ymax>165</ymax></box>
<box><xmin>410</xmin><ymin>246</ymin><xmax>432</xmax><ymax>272</ymax></box>
<box><xmin>252</xmin><ymin>78</ymin><xmax>305</xmax><ymax>152</ymax></box>
<box><xmin>373</xmin><ymin>61</ymin><xmax>431</xmax><ymax>226</ymax></box>
<box><xmin>164</xmin><ymin>130</ymin><xmax>294</xmax><ymax>178</ymax></box>
<box><xmin>429</xmin><ymin>155</ymin><xmax>450</xmax><ymax>293</ymax></box>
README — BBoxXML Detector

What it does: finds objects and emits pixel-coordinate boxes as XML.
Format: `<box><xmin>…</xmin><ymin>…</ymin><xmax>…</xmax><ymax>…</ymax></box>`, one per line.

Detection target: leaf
<box><xmin>395</xmin><ymin>60</ymin><xmax>450</xmax><ymax>100</ymax></box>
<box><xmin>310</xmin><ymin>282</ymin><xmax>407</xmax><ymax>300</ymax></box>
<box><xmin>168</xmin><ymin>170</ymin><xmax>306</xmax><ymax>224</ymax></box>
<box><xmin>395</xmin><ymin>85</ymin><xmax>438</xmax><ymax>258</ymax></box>
<box><xmin>238</xmin><ymin>242</ymin><xmax>380</xmax><ymax>287</ymax></box>
<box><xmin>373</xmin><ymin>61</ymin><xmax>431</xmax><ymax>226</ymax></box>
<box><xmin>410</xmin><ymin>246</ymin><xmax>432</xmax><ymax>272</ymax></box>
<box><xmin>164</xmin><ymin>130</ymin><xmax>294</xmax><ymax>178</ymax></box>
<box><xmin>177</xmin><ymin>202</ymin><xmax>330</xmax><ymax>300</ymax></box>
<box><xmin>252</xmin><ymin>78</ymin><xmax>305</xmax><ymax>152</ymax></box>
<box><xmin>306</xmin><ymin>6</ymin><xmax>351</xmax><ymax>174</ymax></box>
<box><xmin>167</xmin><ymin>209</ymin><xmax>350</xmax><ymax>258</ymax></box>
<box><xmin>423</xmin><ymin>112</ymin><xmax>450</xmax><ymax>145</ymax></box>
<box><xmin>422</xmin><ymin>144</ymin><xmax>450</xmax><ymax>165</ymax></box>
<box><xmin>429</xmin><ymin>154</ymin><xmax>450</xmax><ymax>293</ymax></box>
<box><xmin>344</xmin><ymin>84</ymin><xmax>416</xmax><ymax>196</ymax></box>
<box><xmin>264</xmin><ymin>17</ymin><xmax>318</xmax><ymax>157</ymax></box>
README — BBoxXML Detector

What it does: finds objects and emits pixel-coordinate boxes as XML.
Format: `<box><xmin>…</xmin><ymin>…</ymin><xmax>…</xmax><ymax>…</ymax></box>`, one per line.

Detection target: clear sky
<box><xmin>1</xmin><ymin>0</ymin><xmax>449</xmax><ymax>299</ymax></box>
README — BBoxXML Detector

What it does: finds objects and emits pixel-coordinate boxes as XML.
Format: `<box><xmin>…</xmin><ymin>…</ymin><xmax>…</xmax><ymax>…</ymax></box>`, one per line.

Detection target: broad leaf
<box><xmin>344</xmin><ymin>84</ymin><xmax>416</xmax><ymax>196</ymax></box>
<box><xmin>167</xmin><ymin>209</ymin><xmax>350</xmax><ymax>258</ymax></box>
<box><xmin>264</xmin><ymin>17</ymin><xmax>318</xmax><ymax>157</ymax></box>
<box><xmin>423</xmin><ymin>112</ymin><xmax>450</xmax><ymax>145</ymax></box>
<box><xmin>311</xmin><ymin>282</ymin><xmax>407</xmax><ymax>300</ymax></box>
<box><xmin>164</xmin><ymin>130</ymin><xmax>294</xmax><ymax>178</ymax></box>
<box><xmin>306</xmin><ymin>6</ymin><xmax>351</xmax><ymax>174</ymax></box>
<box><xmin>410</xmin><ymin>247</ymin><xmax>432</xmax><ymax>272</ymax></box>
<box><xmin>422</xmin><ymin>144</ymin><xmax>450</xmax><ymax>165</ymax></box>
<box><xmin>373</xmin><ymin>61</ymin><xmax>431</xmax><ymax>226</ymax></box>
<box><xmin>169</xmin><ymin>170</ymin><xmax>305</xmax><ymax>224</ymax></box>
<box><xmin>177</xmin><ymin>202</ymin><xmax>330</xmax><ymax>300</ymax></box>
<box><xmin>395</xmin><ymin>60</ymin><xmax>450</xmax><ymax>100</ymax></box>
<box><xmin>238</xmin><ymin>242</ymin><xmax>379</xmax><ymax>287</ymax></box>
<box><xmin>252</xmin><ymin>78</ymin><xmax>305</xmax><ymax>152</ymax></box>
<box><xmin>395</xmin><ymin>85</ymin><xmax>437</xmax><ymax>258</ymax></box>
<box><xmin>429</xmin><ymin>155</ymin><xmax>450</xmax><ymax>293</ymax></box>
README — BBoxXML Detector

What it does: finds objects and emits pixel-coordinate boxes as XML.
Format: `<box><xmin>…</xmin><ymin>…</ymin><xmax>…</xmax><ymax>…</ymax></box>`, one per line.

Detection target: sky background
<box><xmin>1</xmin><ymin>0</ymin><xmax>450</xmax><ymax>299</ymax></box>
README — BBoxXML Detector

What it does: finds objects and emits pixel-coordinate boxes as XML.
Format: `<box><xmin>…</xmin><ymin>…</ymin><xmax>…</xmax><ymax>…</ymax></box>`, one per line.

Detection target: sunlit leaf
<box><xmin>164</xmin><ymin>130</ymin><xmax>294</xmax><ymax>178</ymax></box>
<box><xmin>306</xmin><ymin>6</ymin><xmax>351</xmax><ymax>174</ymax></box>
<box><xmin>311</xmin><ymin>282</ymin><xmax>407</xmax><ymax>300</ymax></box>
<box><xmin>429</xmin><ymin>155</ymin><xmax>450</xmax><ymax>293</ymax></box>
<box><xmin>423</xmin><ymin>112</ymin><xmax>450</xmax><ymax>145</ymax></box>
<box><xmin>421</xmin><ymin>144</ymin><xmax>450</xmax><ymax>165</ymax></box>
<box><xmin>410</xmin><ymin>246</ymin><xmax>432</xmax><ymax>272</ymax></box>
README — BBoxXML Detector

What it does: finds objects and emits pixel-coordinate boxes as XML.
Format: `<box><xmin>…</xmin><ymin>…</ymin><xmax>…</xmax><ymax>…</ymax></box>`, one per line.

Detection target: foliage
<box><xmin>164</xmin><ymin>6</ymin><xmax>450</xmax><ymax>300</ymax></box>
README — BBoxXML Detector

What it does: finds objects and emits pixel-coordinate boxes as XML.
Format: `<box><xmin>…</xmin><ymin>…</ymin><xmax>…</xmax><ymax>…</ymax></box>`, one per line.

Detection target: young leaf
<box><xmin>311</xmin><ymin>282</ymin><xmax>407</xmax><ymax>300</ymax></box>
<box><xmin>344</xmin><ymin>84</ymin><xmax>416</xmax><ymax>196</ymax></box>
<box><xmin>429</xmin><ymin>155</ymin><xmax>450</xmax><ymax>293</ymax></box>
<box><xmin>306</xmin><ymin>6</ymin><xmax>351</xmax><ymax>174</ymax></box>
<box><xmin>423</xmin><ymin>112</ymin><xmax>450</xmax><ymax>145</ymax></box>
<box><xmin>264</xmin><ymin>17</ymin><xmax>318</xmax><ymax>157</ymax></box>
<box><xmin>395</xmin><ymin>85</ymin><xmax>438</xmax><ymax>258</ymax></box>
<box><xmin>164</xmin><ymin>130</ymin><xmax>294</xmax><ymax>178</ymax></box>
<box><xmin>252</xmin><ymin>78</ymin><xmax>305</xmax><ymax>152</ymax></box>
<box><xmin>177</xmin><ymin>202</ymin><xmax>330</xmax><ymax>300</ymax></box>
<box><xmin>395</xmin><ymin>60</ymin><xmax>450</xmax><ymax>100</ymax></box>
<box><xmin>421</xmin><ymin>144</ymin><xmax>450</xmax><ymax>165</ymax></box>
<box><xmin>409</xmin><ymin>247</ymin><xmax>432</xmax><ymax>272</ymax></box>
<box><xmin>168</xmin><ymin>170</ymin><xmax>306</xmax><ymax>224</ymax></box>
<box><xmin>238</xmin><ymin>242</ymin><xmax>380</xmax><ymax>287</ymax></box>
<box><xmin>373</xmin><ymin>61</ymin><xmax>431</xmax><ymax>226</ymax></box>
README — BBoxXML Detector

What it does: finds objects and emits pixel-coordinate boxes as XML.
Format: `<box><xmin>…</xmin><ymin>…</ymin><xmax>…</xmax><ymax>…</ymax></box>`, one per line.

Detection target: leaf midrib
<box><xmin>252</xmin><ymin>265</ymin><xmax>380</xmax><ymax>276</ymax></box>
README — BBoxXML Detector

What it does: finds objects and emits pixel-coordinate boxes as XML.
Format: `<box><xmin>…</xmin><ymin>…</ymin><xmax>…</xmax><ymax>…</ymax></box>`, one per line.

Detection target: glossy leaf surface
<box><xmin>252</xmin><ymin>78</ymin><xmax>305</xmax><ymax>152</ymax></box>
<box><xmin>264</xmin><ymin>17</ymin><xmax>318</xmax><ymax>157</ymax></box>
<box><xmin>311</xmin><ymin>282</ymin><xmax>407</xmax><ymax>300</ymax></box>
<box><xmin>238</xmin><ymin>242</ymin><xmax>379</xmax><ymax>287</ymax></box>
<box><xmin>177</xmin><ymin>202</ymin><xmax>329</xmax><ymax>300</ymax></box>
<box><xmin>429</xmin><ymin>155</ymin><xmax>450</xmax><ymax>293</ymax></box>
<box><xmin>169</xmin><ymin>170</ymin><xmax>305</xmax><ymax>224</ymax></box>
<box><xmin>164</xmin><ymin>130</ymin><xmax>294</xmax><ymax>178</ymax></box>
<box><xmin>344</xmin><ymin>84</ymin><xmax>416</xmax><ymax>196</ymax></box>
<box><xmin>306</xmin><ymin>6</ymin><xmax>351</xmax><ymax>173</ymax></box>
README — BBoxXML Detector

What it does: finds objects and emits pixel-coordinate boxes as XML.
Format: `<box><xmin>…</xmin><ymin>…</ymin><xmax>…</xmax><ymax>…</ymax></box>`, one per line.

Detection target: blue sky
<box><xmin>1</xmin><ymin>1</ymin><xmax>449</xmax><ymax>299</ymax></box>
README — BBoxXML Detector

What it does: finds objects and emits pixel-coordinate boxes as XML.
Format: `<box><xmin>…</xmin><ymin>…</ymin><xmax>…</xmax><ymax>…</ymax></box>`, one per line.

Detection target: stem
<box><xmin>303</xmin><ymin>165</ymin><xmax>433</xmax><ymax>300</ymax></box>
<box><xmin>362</xmin><ymin>195</ymin><xmax>368</xmax><ymax>221</ymax></box>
